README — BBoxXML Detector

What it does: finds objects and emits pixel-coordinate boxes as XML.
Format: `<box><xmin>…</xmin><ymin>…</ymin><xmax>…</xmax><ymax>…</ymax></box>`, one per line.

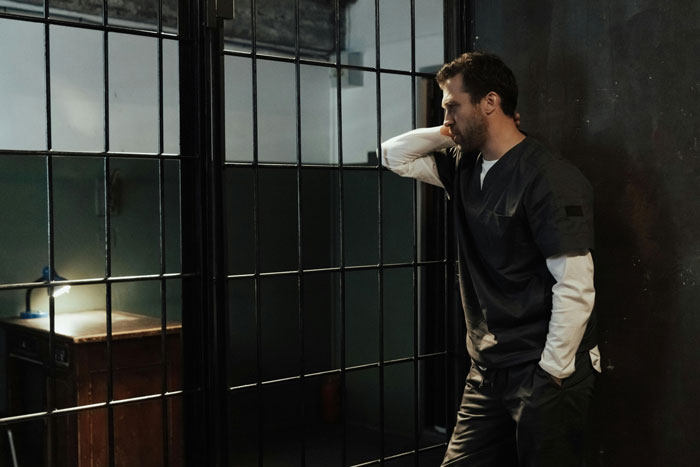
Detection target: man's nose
<box><xmin>443</xmin><ymin>114</ymin><xmax>454</xmax><ymax>127</ymax></box>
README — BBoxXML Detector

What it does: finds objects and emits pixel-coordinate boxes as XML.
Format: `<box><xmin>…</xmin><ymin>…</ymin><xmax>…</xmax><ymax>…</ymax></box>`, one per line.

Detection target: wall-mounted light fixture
<box><xmin>22</xmin><ymin>266</ymin><xmax>71</xmax><ymax>319</ymax></box>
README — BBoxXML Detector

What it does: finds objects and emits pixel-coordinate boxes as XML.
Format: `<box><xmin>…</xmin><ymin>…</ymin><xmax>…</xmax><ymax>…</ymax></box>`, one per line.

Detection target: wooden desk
<box><xmin>1</xmin><ymin>310</ymin><xmax>182</xmax><ymax>467</ymax></box>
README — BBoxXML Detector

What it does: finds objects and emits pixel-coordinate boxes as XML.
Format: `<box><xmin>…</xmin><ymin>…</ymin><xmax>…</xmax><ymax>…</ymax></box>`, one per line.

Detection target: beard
<box><xmin>454</xmin><ymin>112</ymin><xmax>487</xmax><ymax>153</ymax></box>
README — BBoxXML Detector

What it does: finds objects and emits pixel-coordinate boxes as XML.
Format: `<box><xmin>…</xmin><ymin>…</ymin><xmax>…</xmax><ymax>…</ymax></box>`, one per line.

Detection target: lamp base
<box><xmin>20</xmin><ymin>310</ymin><xmax>49</xmax><ymax>319</ymax></box>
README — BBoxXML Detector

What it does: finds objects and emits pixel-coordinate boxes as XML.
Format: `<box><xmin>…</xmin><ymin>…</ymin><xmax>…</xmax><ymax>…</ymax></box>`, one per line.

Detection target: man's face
<box><xmin>441</xmin><ymin>73</ymin><xmax>487</xmax><ymax>152</ymax></box>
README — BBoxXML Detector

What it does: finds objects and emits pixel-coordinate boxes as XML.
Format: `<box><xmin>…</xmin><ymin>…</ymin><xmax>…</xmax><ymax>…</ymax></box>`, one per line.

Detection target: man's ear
<box><xmin>481</xmin><ymin>92</ymin><xmax>501</xmax><ymax>116</ymax></box>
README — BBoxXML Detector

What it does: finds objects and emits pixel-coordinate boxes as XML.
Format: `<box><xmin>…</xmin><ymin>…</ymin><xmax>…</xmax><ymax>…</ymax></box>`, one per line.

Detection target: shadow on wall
<box><xmin>470</xmin><ymin>1</ymin><xmax>700</xmax><ymax>464</ymax></box>
<box><xmin>519</xmin><ymin>23</ymin><xmax>681</xmax><ymax>467</ymax></box>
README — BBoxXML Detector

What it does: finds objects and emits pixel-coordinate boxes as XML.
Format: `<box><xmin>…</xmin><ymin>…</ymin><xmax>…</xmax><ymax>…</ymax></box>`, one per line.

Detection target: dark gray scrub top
<box><xmin>434</xmin><ymin>137</ymin><xmax>596</xmax><ymax>367</ymax></box>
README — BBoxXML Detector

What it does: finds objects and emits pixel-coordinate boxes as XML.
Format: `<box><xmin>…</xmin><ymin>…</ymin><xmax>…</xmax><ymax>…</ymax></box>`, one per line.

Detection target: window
<box><xmin>222</xmin><ymin>1</ymin><xmax>453</xmax><ymax>465</ymax></box>
<box><xmin>0</xmin><ymin>1</ymin><xmax>459</xmax><ymax>465</ymax></box>
<box><xmin>0</xmin><ymin>1</ymin><xmax>184</xmax><ymax>465</ymax></box>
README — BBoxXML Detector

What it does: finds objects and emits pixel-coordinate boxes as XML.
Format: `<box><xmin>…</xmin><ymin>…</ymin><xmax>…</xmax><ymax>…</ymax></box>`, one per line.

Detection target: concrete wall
<box><xmin>469</xmin><ymin>1</ymin><xmax>700</xmax><ymax>465</ymax></box>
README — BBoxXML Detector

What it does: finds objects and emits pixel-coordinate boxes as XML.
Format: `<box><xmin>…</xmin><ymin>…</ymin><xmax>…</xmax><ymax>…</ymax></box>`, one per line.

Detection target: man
<box><xmin>381</xmin><ymin>52</ymin><xmax>600</xmax><ymax>466</ymax></box>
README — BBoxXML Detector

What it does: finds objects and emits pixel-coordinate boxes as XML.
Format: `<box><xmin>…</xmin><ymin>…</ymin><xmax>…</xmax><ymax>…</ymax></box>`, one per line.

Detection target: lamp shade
<box><xmin>22</xmin><ymin>266</ymin><xmax>71</xmax><ymax>319</ymax></box>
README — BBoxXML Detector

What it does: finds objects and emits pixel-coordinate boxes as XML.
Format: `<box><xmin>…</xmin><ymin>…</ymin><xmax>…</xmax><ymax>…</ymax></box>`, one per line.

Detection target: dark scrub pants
<box><xmin>441</xmin><ymin>352</ymin><xmax>597</xmax><ymax>467</ymax></box>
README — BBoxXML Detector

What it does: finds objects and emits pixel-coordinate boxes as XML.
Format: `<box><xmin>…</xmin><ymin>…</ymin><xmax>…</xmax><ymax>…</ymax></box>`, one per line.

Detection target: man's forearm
<box><xmin>539</xmin><ymin>252</ymin><xmax>596</xmax><ymax>380</ymax></box>
<box><xmin>381</xmin><ymin>126</ymin><xmax>455</xmax><ymax>187</ymax></box>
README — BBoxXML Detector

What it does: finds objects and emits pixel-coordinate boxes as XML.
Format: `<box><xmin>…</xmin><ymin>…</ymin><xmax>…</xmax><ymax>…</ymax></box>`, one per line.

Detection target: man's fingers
<box><xmin>514</xmin><ymin>111</ymin><xmax>521</xmax><ymax>127</ymax></box>
<box><xmin>440</xmin><ymin>126</ymin><xmax>452</xmax><ymax>137</ymax></box>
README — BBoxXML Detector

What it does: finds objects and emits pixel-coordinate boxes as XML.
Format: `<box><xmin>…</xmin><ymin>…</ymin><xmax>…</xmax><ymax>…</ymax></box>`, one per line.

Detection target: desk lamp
<box><xmin>22</xmin><ymin>266</ymin><xmax>71</xmax><ymax>319</ymax></box>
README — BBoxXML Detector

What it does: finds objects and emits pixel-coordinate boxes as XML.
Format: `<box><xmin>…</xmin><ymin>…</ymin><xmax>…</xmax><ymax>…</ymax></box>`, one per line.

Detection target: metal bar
<box><xmin>222</xmin><ymin>261</ymin><xmax>450</xmax><ymax>279</ymax></box>
<box><xmin>156</xmin><ymin>3</ymin><xmax>172</xmax><ymax>465</ymax></box>
<box><xmin>101</xmin><ymin>2</ymin><xmax>115</xmax><ymax>464</ymax></box>
<box><xmin>0</xmin><ymin>390</ymin><xmax>189</xmax><ymax>425</ymax></box>
<box><xmin>0</xmin><ymin>148</ymin><xmax>193</xmax><ymax>159</ymax></box>
<box><xmin>0</xmin><ymin>272</ymin><xmax>195</xmax><ymax>291</ymax></box>
<box><xmin>224</xmin><ymin>161</ymin><xmax>388</xmax><ymax>170</ymax></box>
<box><xmin>223</xmin><ymin>49</ymin><xmax>438</xmax><ymax>75</ymax></box>
<box><xmin>0</xmin><ymin>10</ymin><xmax>178</xmax><ymax>38</ymax></box>
<box><xmin>226</xmin><ymin>351</ymin><xmax>448</xmax><ymax>390</ymax></box>
<box><xmin>43</xmin><ymin>6</ymin><xmax>57</xmax><ymax>463</ymax></box>
<box><xmin>349</xmin><ymin>441</ymin><xmax>450</xmax><ymax>466</ymax></box>
<box><xmin>250</xmin><ymin>1</ymin><xmax>264</xmax><ymax>464</ymax></box>
<box><xmin>293</xmin><ymin>0</ymin><xmax>306</xmax><ymax>463</ymax></box>
<box><xmin>410</xmin><ymin>0</ymin><xmax>420</xmax><ymax>461</ymax></box>
<box><xmin>333</xmin><ymin>0</ymin><xmax>348</xmax><ymax>464</ymax></box>
<box><xmin>373</xmin><ymin>1</ymin><xmax>387</xmax><ymax>461</ymax></box>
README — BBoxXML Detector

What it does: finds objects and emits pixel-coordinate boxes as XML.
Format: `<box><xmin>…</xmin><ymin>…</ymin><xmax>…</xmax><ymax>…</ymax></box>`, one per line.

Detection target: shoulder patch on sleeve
<box><xmin>565</xmin><ymin>205</ymin><xmax>584</xmax><ymax>217</ymax></box>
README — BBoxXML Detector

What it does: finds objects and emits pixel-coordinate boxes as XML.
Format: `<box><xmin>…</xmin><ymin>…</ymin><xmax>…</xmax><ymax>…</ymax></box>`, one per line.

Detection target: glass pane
<box><xmin>163</xmin><ymin>38</ymin><xmax>180</xmax><ymax>154</ymax></box>
<box><xmin>342</xmin><ymin>0</ymin><xmax>375</xmax><ymax>67</ymax></box>
<box><xmin>50</xmin><ymin>26</ymin><xmax>104</xmax><ymax>152</ymax></box>
<box><xmin>262</xmin><ymin>381</ymin><xmax>302</xmax><ymax>466</ymax></box>
<box><xmin>167</xmin><ymin>396</ymin><xmax>185</xmax><ymax>464</ymax></box>
<box><xmin>418</xmin><ymin>264</ymin><xmax>446</xmax><ymax>355</ymax></box>
<box><xmin>228</xmin><ymin>278</ymin><xmax>257</xmax><ymax>387</ymax></box>
<box><xmin>419</xmin><ymin>357</ymin><xmax>448</xmax><ymax>448</ymax></box>
<box><xmin>108</xmin><ymin>0</ymin><xmax>158</xmax><ymax>31</ymax></box>
<box><xmin>1</xmin><ymin>0</ymin><xmax>43</xmax><ymax>17</ymax></box>
<box><xmin>345</xmin><ymin>270</ymin><xmax>378</xmax><ymax>367</ymax></box>
<box><xmin>110</xmin><ymin>158</ymin><xmax>161</xmax><ymax>276</ymax></box>
<box><xmin>343</xmin><ymin>171</ymin><xmax>378</xmax><ymax>267</ymax></box>
<box><xmin>300</xmin><ymin>0</ymin><xmax>336</xmax><ymax>62</ymax></box>
<box><xmin>0</xmin><ymin>289</ymin><xmax>23</xmax><ymax>325</ymax></box>
<box><xmin>256</xmin><ymin>0</ymin><xmax>295</xmax><ymax>58</ymax></box>
<box><xmin>346</xmin><ymin>367</ymin><xmax>380</xmax><ymax>465</ymax></box>
<box><xmin>162</xmin><ymin>0</ymin><xmax>179</xmax><ymax>34</ymax></box>
<box><xmin>259</xmin><ymin>169</ymin><xmax>298</xmax><ymax>272</ymax></box>
<box><xmin>54</xmin><ymin>283</ymin><xmax>106</xmax><ymax>321</ymax></box>
<box><xmin>258</xmin><ymin>60</ymin><xmax>296</xmax><ymax>163</ymax></box>
<box><xmin>420</xmin><ymin>449</ymin><xmax>447</xmax><ymax>466</ymax></box>
<box><xmin>164</xmin><ymin>160</ymin><xmax>182</xmax><ymax>274</ymax></box>
<box><xmin>5</xmin><ymin>420</ymin><xmax>45</xmax><ymax>464</ymax></box>
<box><xmin>386</xmin><ymin>455</ymin><xmax>415</xmax><ymax>466</ymax></box>
<box><xmin>415</xmin><ymin>0</ymin><xmax>445</xmax><ymax>72</ymax></box>
<box><xmin>415</xmin><ymin>74</ymin><xmax>443</xmax><ymax>141</ymax></box>
<box><xmin>381</xmin><ymin>73</ymin><xmax>413</xmax><ymax>141</ymax></box>
<box><xmin>380</xmin><ymin>0</ymin><xmax>411</xmax><ymax>70</ymax></box>
<box><xmin>0</xmin><ymin>19</ymin><xmax>46</xmax><ymax>150</ymax></box>
<box><xmin>224</xmin><ymin>167</ymin><xmax>255</xmax><ymax>275</ymax></box>
<box><xmin>112</xmin><ymin>279</ymin><xmax>162</xmax><ymax>319</ymax></box>
<box><xmin>224</xmin><ymin>56</ymin><xmax>253</xmax><ymax>162</ymax></box>
<box><xmin>384</xmin><ymin>267</ymin><xmax>414</xmax><ymax>361</ymax></box>
<box><xmin>108</xmin><ymin>33</ymin><xmax>159</xmax><ymax>153</ymax></box>
<box><xmin>301</xmin><ymin>168</ymin><xmax>340</xmax><ymax>270</ymax></box>
<box><xmin>260</xmin><ymin>275</ymin><xmax>299</xmax><ymax>381</ymax></box>
<box><xmin>303</xmin><ymin>272</ymin><xmax>340</xmax><ymax>374</ymax></box>
<box><xmin>50</xmin><ymin>0</ymin><xmax>102</xmax><ymax>24</ymax></box>
<box><xmin>165</xmin><ymin>278</ymin><xmax>183</xmax><ymax>340</ymax></box>
<box><xmin>113</xmin><ymin>400</ymin><xmax>164</xmax><ymax>465</ymax></box>
<box><xmin>341</xmin><ymin>71</ymin><xmax>376</xmax><ymax>165</ymax></box>
<box><xmin>301</xmin><ymin>65</ymin><xmax>337</xmax><ymax>165</ymax></box>
<box><xmin>383</xmin><ymin>170</ymin><xmax>414</xmax><ymax>264</ymax></box>
<box><xmin>228</xmin><ymin>388</ymin><xmax>259</xmax><ymax>466</ymax></box>
<box><xmin>53</xmin><ymin>156</ymin><xmax>104</xmax><ymax>280</ymax></box>
<box><xmin>385</xmin><ymin>362</ymin><xmax>416</xmax><ymax>456</ymax></box>
<box><xmin>0</xmin><ymin>155</ymin><xmax>47</xmax><ymax>286</ymax></box>
<box><xmin>304</xmin><ymin>374</ymin><xmax>343</xmax><ymax>466</ymax></box>
<box><xmin>223</xmin><ymin>0</ymin><xmax>252</xmax><ymax>53</ymax></box>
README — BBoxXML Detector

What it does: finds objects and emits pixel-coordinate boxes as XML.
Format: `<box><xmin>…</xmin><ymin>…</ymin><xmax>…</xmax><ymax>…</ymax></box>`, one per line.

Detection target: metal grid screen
<box><xmin>0</xmin><ymin>1</ymin><xmax>188</xmax><ymax>466</ymax></box>
<box><xmin>220</xmin><ymin>1</ymin><xmax>455</xmax><ymax>465</ymax></box>
<box><xmin>0</xmin><ymin>0</ymin><xmax>459</xmax><ymax>466</ymax></box>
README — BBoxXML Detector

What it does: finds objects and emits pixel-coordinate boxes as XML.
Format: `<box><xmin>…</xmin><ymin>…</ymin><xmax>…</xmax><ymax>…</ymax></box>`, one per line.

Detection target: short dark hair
<box><xmin>436</xmin><ymin>52</ymin><xmax>518</xmax><ymax>117</ymax></box>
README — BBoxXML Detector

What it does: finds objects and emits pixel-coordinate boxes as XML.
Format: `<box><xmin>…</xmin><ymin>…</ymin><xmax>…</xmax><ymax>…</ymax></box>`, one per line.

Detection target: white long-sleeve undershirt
<box><xmin>381</xmin><ymin>126</ymin><xmax>601</xmax><ymax>379</ymax></box>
